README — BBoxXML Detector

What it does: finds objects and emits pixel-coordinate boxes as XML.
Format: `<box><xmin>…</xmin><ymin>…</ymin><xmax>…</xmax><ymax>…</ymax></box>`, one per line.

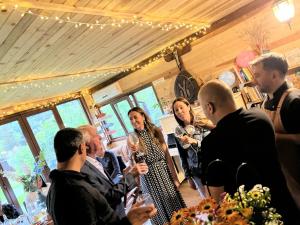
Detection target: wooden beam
<box><xmin>0</xmin><ymin>65</ymin><xmax>129</xmax><ymax>86</ymax></box>
<box><xmin>9</xmin><ymin>0</ymin><xmax>209</xmax><ymax>26</ymax></box>
<box><xmin>91</xmin><ymin>0</ymin><xmax>273</xmax><ymax>93</ymax></box>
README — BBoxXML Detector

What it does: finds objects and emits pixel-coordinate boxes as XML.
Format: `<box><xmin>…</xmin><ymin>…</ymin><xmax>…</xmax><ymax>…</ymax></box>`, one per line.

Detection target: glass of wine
<box><xmin>185</xmin><ymin>125</ymin><xmax>195</xmax><ymax>136</ymax></box>
<box><xmin>128</xmin><ymin>133</ymin><xmax>139</xmax><ymax>146</ymax></box>
<box><xmin>136</xmin><ymin>193</ymin><xmax>153</xmax><ymax>207</ymax></box>
<box><xmin>174</xmin><ymin>126</ymin><xmax>190</xmax><ymax>149</ymax></box>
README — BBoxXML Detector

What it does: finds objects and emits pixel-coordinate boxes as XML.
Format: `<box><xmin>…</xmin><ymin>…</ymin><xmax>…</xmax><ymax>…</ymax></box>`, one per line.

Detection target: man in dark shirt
<box><xmin>198</xmin><ymin>80</ymin><xmax>299</xmax><ymax>224</ymax></box>
<box><xmin>47</xmin><ymin>128</ymin><xmax>156</xmax><ymax>225</ymax></box>
<box><xmin>251</xmin><ymin>53</ymin><xmax>300</xmax><ymax>209</ymax></box>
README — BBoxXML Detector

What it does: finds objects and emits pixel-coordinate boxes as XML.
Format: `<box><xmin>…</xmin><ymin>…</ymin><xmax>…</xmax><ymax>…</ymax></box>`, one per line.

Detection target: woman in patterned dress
<box><xmin>127</xmin><ymin>107</ymin><xmax>186</xmax><ymax>225</ymax></box>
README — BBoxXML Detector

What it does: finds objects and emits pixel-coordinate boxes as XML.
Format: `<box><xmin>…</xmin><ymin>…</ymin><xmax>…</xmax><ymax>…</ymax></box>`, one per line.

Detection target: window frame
<box><xmin>0</xmin><ymin>97</ymin><xmax>92</xmax><ymax>212</ymax></box>
<box><xmin>99</xmin><ymin>84</ymin><xmax>163</xmax><ymax>140</ymax></box>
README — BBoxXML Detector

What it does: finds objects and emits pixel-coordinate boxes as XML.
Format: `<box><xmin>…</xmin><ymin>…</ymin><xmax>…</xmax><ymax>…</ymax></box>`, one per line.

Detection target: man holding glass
<box><xmin>79</xmin><ymin>125</ymin><xmax>148</xmax><ymax>218</ymax></box>
<box><xmin>47</xmin><ymin>128</ymin><xmax>156</xmax><ymax>225</ymax></box>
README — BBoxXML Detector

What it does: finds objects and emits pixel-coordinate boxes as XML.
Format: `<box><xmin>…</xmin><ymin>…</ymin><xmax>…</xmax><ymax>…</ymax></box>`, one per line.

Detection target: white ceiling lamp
<box><xmin>273</xmin><ymin>0</ymin><xmax>295</xmax><ymax>28</ymax></box>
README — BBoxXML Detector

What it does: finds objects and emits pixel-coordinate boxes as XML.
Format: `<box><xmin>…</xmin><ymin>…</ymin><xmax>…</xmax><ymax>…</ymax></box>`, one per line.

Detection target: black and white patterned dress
<box><xmin>137</xmin><ymin>129</ymin><xmax>186</xmax><ymax>225</ymax></box>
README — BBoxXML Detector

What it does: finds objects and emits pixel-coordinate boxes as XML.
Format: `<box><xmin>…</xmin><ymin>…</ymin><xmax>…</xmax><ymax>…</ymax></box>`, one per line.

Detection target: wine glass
<box><xmin>136</xmin><ymin>193</ymin><xmax>153</xmax><ymax>207</ymax></box>
<box><xmin>174</xmin><ymin>126</ymin><xmax>190</xmax><ymax>149</ymax></box>
<box><xmin>128</xmin><ymin>133</ymin><xmax>139</xmax><ymax>146</ymax></box>
<box><xmin>174</xmin><ymin>126</ymin><xmax>186</xmax><ymax>138</ymax></box>
<box><xmin>185</xmin><ymin>125</ymin><xmax>195</xmax><ymax>136</ymax></box>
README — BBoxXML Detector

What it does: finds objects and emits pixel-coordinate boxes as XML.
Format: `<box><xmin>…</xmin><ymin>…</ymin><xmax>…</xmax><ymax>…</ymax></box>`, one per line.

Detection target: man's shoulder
<box><xmin>283</xmin><ymin>89</ymin><xmax>300</xmax><ymax>109</ymax></box>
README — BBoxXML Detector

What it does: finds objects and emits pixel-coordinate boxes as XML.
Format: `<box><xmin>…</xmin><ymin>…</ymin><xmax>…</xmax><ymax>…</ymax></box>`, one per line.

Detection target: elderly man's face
<box><xmin>88</xmin><ymin>127</ymin><xmax>105</xmax><ymax>157</ymax></box>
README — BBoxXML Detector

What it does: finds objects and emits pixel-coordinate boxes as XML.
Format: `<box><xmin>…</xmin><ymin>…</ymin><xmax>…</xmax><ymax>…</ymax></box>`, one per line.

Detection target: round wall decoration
<box><xmin>174</xmin><ymin>70</ymin><xmax>200</xmax><ymax>103</ymax></box>
<box><xmin>219</xmin><ymin>71</ymin><xmax>236</xmax><ymax>87</ymax></box>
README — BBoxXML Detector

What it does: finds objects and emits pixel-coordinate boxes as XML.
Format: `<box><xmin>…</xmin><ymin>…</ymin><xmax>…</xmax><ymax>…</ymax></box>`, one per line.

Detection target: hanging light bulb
<box><xmin>273</xmin><ymin>0</ymin><xmax>295</xmax><ymax>23</ymax></box>
<box><xmin>0</xmin><ymin>2</ymin><xmax>7</xmax><ymax>12</ymax></box>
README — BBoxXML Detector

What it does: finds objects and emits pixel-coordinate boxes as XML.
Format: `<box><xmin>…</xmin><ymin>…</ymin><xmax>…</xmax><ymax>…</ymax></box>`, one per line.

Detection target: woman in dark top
<box><xmin>172</xmin><ymin>97</ymin><xmax>211</xmax><ymax>198</ymax></box>
<box><xmin>127</xmin><ymin>107</ymin><xmax>186</xmax><ymax>225</ymax></box>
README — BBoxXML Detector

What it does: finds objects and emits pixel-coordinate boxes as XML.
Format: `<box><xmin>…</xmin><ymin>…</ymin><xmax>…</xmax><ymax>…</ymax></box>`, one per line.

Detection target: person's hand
<box><xmin>127</xmin><ymin>201</ymin><xmax>157</xmax><ymax>225</ymax></box>
<box><xmin>130</xmin><ymin>163</ymin><xmax>148</xmax><ymax>176</ymax></box>
<box><xmin>174</xmin><ymin>180</ymin><xmax>180</xmax><ymax>189</ymax></box>
<box><xmin>179</xmin><ymin>135</ymin><xmax>198</xmax><ymax>145</ymax></box>
<box><xmin>188</xmin><ymin>178</ymin><xmax>197</xmax><ymax>190</ymax></box>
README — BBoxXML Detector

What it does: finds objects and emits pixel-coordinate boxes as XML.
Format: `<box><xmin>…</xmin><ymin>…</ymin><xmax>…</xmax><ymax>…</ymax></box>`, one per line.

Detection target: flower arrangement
<box><xmin>166</xmin><ymin>185</ymin><xmax>283</xmax><ymax>225</ymax></box>
<box><xmin>0</xmin><ymin>152</ymin><xmax>47</xmax><ymax>192</ymax></box>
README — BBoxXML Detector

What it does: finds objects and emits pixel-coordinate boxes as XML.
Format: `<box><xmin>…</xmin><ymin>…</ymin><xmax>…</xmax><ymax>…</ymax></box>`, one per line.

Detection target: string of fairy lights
<box><xmin>1</xmin><ymin>67</ymin><xmax>130</xmax><ymax>93</ymax></box>
<box><xmin>0</xmin><ymin>2</ymin><xmax>211</xmax><ymax>118</ymax></box>
<box><xmin>0</xmin><ymin>91</ymin><xmax>86</xmax><ymax>119</ymax></box>
<box><xmin>3</xmin><ymin>3</ymin><xmax>210</xmax><ymax>32</ymax></box>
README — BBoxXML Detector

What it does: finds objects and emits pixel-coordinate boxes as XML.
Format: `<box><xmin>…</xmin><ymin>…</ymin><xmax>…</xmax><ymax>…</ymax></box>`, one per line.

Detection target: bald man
<box><xmin>198</xmin><ymin>80</ymin><xmax>299</xmax><ymax>224</ymax></box>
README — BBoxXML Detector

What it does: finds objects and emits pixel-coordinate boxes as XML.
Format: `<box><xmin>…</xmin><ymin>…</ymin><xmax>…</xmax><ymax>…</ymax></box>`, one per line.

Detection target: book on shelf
<box><xmin>232</xmin><ymin>64</ymin><xmax>264</xmax><ymax>109</ymax></box>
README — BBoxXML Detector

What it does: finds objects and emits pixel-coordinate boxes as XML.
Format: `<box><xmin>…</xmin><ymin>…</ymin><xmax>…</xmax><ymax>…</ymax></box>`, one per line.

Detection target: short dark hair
<box><xmin>250</xmin><ymin>52</ymin><xmax>288</xmax><ymax>77</ymax></box>
<box><xmin>54</xmin><ymin>128</ymin><xmax>83</xmax><ymax>163</ymax></box>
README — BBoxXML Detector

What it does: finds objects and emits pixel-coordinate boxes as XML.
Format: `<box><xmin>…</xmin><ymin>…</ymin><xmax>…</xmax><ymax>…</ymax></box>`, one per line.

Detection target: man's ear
<box><xmin>78</xmin><ymin>143</ymin><xmax>85</xmax><ymax>155</ymax></box>
<box><xmin>207</xmin><ymin>102</ymin><xmax>215</xmax><ymax>114</ymax></box>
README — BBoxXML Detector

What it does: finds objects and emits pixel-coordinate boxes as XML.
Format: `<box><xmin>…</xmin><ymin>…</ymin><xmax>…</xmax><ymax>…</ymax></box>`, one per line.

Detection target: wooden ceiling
<box><xmin>0</xmin><ymin>0</ymin><xmax>255</xmax><ymax>109</ymax></box>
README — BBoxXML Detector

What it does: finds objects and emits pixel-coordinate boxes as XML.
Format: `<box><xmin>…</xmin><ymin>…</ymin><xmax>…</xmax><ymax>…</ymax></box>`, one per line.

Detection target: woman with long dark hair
<box><xmin>127</xmin><ymin>107</ymin><xmax>186</xmax><ymax>225</ymax></box>
<box><xmin>172</xmin><ymin>97</ymin><xmax>212</xmax><ymax>198</ymax></box>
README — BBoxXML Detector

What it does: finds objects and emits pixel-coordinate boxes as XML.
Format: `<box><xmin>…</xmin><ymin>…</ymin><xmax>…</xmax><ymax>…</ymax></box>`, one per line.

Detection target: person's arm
<box><xmin>277</xmin><ymin>98</ymin><xmax>300</xmax><ymax>144</ymax></box>
<box><xmin>276</xmin><ymin>133</ymin><xmax>300</xmax><ymax>145</ymax></box>
<box><xmin>201</xmin><ymin>137</ymin><xmax>226</xmax><ymax>203</ymax></box>
<box><xmin>174</xmin><ymin>137</ymin><xmax>192</xmax><ymax>179</ymax></box>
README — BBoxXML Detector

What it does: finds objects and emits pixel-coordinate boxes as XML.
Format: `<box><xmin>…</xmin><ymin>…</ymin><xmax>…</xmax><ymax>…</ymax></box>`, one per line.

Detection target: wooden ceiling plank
<box><xmin>0</xmin><ymin>10</ymin><xmax>24</xmax><ymax>51</ymax></box>
<box><xmin>13</xmin><ymin>12</ymin><xmax>82</xmax><ymax>76</ymax></box>
<box><xmin>22</xmin><ymin>13</ymin><xmax>91</xmax><ymax>75</ymax></box>
<box><xmin>12</xmin><ymin>0</ymin><xmax>207</xmax><ymax>25</ymax></box>
<box><xmin>0</xmin><ymin>12</ymin><xmax>38</xmax><ymax>65</ymax></box>
<box><xmin>109</xmin><ymin>29</ymin><xmax>190</xmax><ymax>66</ymax></box>
<box><xmin>64</xmin><ymin>26</ymin><xmax>171</xmax><ymax>72</ymax></box>
<box><xmin>33</xmin><ymin>16</ymin><xmax>115</xmax><ymax>75</ymax></box>
<box><xmin>6</xmin><ymin>17</ymin><xmax>66</xmax><ymax>77</ymax></box>
<box><xmin>53</xmin><ymin>24</ymin><xmax>155</xmax><ymax>72</ymax></box>
<box><xmin>0</xmin><ymin>15</ymin><xmax>55</xmax><ymax>79</ymax></box>
<box><xmin>10</xmin><ymin>20</ymin><xmax>70</xmax><ymax>77</ymax></box>
<box><xmin>44</xmin><ymin>16</ymin><xmax>117</xmax><ymax>73</ymax></box>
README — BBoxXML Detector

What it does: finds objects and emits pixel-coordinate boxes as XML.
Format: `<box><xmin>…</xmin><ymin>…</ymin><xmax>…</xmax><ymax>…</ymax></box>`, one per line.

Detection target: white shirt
<box><xmin>86</xmin><ymin>156</ymin><xmax>109</xmax><ymax>180</ymax></box>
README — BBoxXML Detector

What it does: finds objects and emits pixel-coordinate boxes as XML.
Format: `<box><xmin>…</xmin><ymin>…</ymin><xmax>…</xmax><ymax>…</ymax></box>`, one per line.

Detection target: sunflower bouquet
<box><xmin>166</xmin><ymin>185</ymin><xmax>283</xmax><ymax>225</ymax></box>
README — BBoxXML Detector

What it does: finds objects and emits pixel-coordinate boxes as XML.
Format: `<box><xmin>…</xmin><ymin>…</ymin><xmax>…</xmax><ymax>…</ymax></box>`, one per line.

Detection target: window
<box><xmin>27</xmin><ymin>110</ymin><xmax>60</xmax><ymax>170</ymax></box>
<box><xmin>101</xmin><ymin>105</ymin><xmax>126</xmax><ymax>138</ymax></box>
<box><xmin>100</xmin><ymin>85</ymin><xmax>163</xmax><ymax>138</ymax></box>
<box><xmin>57</xmin><ymin>99</ymin><xmax>90</xmax><ymax>128</ymax></box>
<box><xmin>113</xmin><ymin>99</ymin><xmax>134</xmax><ymax>133</ymax></box>
<box><xmin>0</xmin><ymin>121</ymin><xmax>36</xmax><ymax>212</ymax></box>
<box><xmin>134</xmin><ymin>86</ymin><xmax>163</xmax><ymax>126</ymax></box>
<box><xmin>0</xmin><ymin>187</ymin><xmax>8</xmax><ymax>204</ymax></box>
<box><xmin>0</xmin><ymin>97</ymin><xmax>91</xmax><ymax>212</ymax></box>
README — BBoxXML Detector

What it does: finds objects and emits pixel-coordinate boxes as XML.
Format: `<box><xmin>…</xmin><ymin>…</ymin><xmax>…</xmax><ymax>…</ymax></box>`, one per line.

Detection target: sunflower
<box><xmin>249</xmin><ymin>190</ymin><xmax>262</xmax><ymax>199</ymax></box>
<box><xmin>240</xmin><ymin>207</ymin><xmax>253</xmax><ymax>219</ymax></box>
<box><xmin>227</xmin><ymin>214</ymin><xmax>249</xmax><ymax>225</ymax></box>
<box><xmin>197</xmin><ymin>197</ymin><xmax>218</xmax><ymax>213</ymax></box>
<box><xmin>188</xmin><ymin>206</ymin><xmax>197</xmax><ymax>218</ymax></box>
<box><xmin>217</xmin><ymin>202</ymin><xmax>239</xmax><ymax>221</ymax></box>
<box><xmin>170</xmin><ymin>208</ymin><xmax>189</xmax><ymax>225</ymax></box>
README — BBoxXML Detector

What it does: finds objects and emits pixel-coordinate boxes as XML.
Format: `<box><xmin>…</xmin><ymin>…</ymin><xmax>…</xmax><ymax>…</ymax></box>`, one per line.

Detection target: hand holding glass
<box><xmin>175</xmin><ymin>126</ymin><xmax>191</xmax><ymax>149</ymax></box>
<box><xmin>137</xmin><ymin>193</ymin><xmax>153</xmax><ymax>207</ymax></box>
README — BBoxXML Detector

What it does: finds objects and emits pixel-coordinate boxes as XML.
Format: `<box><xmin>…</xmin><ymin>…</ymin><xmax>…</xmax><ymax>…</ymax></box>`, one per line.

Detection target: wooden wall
<box><xmin>115</xmin><ymin>1</ymin><xmax>300</xmax><ymax>109</ymax></box>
